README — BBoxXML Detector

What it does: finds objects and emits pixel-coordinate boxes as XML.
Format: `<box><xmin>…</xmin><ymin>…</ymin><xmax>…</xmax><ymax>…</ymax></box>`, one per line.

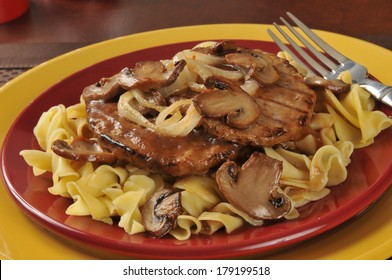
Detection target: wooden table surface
<box><xmin>0</xmin><ymin>0</ymin><xmax>391</xmax><ymax>46</ymax></box>
<box><xmin>0</xmin><ymin>0</ymin><xmax>391</xmax><ymax>72</ymax></box>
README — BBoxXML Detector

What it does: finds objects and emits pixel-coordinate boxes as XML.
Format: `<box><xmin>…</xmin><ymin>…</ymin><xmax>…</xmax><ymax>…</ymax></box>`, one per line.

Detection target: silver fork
<box><xmin>267</xmin><ymin>12</ymin><xmax>392</xmax><ymax>108</ymax></box>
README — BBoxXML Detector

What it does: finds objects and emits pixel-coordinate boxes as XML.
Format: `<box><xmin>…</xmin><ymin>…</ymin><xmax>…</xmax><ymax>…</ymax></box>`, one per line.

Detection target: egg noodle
<box><xmin>20</xmin><ymin>43</ymin><xmax>392</xmax><ymax>240</ymax></box>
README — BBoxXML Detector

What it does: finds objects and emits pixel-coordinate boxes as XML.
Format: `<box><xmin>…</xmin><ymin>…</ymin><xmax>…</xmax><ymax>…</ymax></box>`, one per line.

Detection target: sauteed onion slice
<box><xmin>118</xmin><ymin>90</ymin><xmax>201</xmax><ymax>137</ymax></box>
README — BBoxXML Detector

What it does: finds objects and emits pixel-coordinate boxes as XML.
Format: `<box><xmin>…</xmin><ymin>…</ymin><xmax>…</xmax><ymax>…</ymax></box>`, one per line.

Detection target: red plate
<box><xmin>2</xmin><ymin>40</ymin><xmax>392</xmax><ymax>259</ymax></box>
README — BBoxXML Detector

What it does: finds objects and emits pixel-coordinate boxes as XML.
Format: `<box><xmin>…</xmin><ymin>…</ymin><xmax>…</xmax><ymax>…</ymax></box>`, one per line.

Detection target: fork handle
<box><xmin>359</xmin><ymin>78</ymin><xmax>392</xmax><ymax>108</ymax></box>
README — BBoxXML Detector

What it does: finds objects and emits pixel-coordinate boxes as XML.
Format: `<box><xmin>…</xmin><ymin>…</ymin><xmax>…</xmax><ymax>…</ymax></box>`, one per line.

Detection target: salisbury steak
<box><xmin>85</xmin><ymin>100</ymin><xmax>238</xmax><ymax>177</ymax></box>
<box><xmin>53</xmin><ymin>41</ymin><xmax>316</xmax><ymax>177</ymax></box>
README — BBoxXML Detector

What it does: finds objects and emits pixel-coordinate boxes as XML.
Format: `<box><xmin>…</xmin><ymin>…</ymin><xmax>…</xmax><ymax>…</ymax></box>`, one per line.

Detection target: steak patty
<box><xmin>52</xmin><ymin>41</ymin><xmax>317</xmax><ymax>177</ymax></box>
<box><xmin>86</xmin><ymin>100</ymin><xmax>239</xmax><ymax>177</ymax></box>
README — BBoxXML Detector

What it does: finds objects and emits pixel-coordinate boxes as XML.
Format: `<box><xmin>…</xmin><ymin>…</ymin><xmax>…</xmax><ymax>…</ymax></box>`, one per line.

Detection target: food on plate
<box><xmin>20</xmin><ymin>41</ymin><xmax>392</xmax><ymax>240</ymax></box>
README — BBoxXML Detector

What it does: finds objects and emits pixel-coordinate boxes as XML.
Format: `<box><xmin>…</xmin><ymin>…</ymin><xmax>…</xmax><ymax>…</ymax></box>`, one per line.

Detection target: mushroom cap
<box><xmin>193</xmin><ymin>77</ymin><xmax>261</xmax><ymax>129</ymax></box>
<box><xmin>117</xmin><ymin>60</ymin><xmax>186</xmax><ymax>91</ymax></box>
<box><xmin>82</xmin><ymin>70</ymin><xmax>128</xmax><ymax>102</ymax></box>
<box><xmin>305</xmin><ymin>76</ymin><xmax>351</xmax><ymax>94</ymax></box>
<box><xmin>216</xmin><ymin>152</ymin><xmax>291</xmax><ymax>220</ymax></box>
<box><xmin>51</xmin><ymin>138</ymin><xmax>116</xmax><ymax>163</ymax></box>
<box><xmin>141</xmin><ymin>189</ymin><xmax>182</xmax><ymax>238</ymax></box>
<box><xmin>225</xmin><ymin>51</ymin><xmax>280</xmax><ymax>85</ymax></box>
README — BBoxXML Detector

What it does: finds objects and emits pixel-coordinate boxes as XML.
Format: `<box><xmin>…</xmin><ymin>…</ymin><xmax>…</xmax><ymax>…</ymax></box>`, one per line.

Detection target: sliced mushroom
<box><xmin>211</xmin><ymin>40</ymin><xmax>239</xmax><ymax>56</ymax></box>
<box><xmin>142</xmin><ymin>189</ymin><xmax>182</xmax><ymax>238</ymax></box>
<box><xmin>82</xmin><ymin>69</ymin><xmax>129</xmax><ymax>102</ymax></box>
<box><xmin>117</xmin><ymin>59</ymin><xmax>186</xmax><ymax>90</ymax></box>
<box><xmin>51</xmin><ymin>138</ymin><xmax>116</xmax><ymax>163</ymax></box>
<box><xmin>225</xmin><ymin>51</ymin><xmax>280</xmax><ymax>85</ymax></box>
<box><xmin>194</xmin><ymin>40</ymin><xmax>239</xmax><ymax>56</ymax></box>
<box><xmin>305</xmin><ymin>76</ymin><xmax>351</xmax><ymax>94</ymax></box>
<box><xmin>193</xmin><ymin>77</ymin><xmax>260</xmax><ymax>129</ymax></box>
<box><xmin>216</xmin><ymin>152</ymin><xmax>291</xmax><ymax>220</ymax></box>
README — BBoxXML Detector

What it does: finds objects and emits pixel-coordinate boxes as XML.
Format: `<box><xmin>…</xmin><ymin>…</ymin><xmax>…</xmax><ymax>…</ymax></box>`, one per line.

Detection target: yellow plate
<box><xmin>1</xmin><ymin>24</ymin><xmax>391</xmax><ymax>259</ymax></box>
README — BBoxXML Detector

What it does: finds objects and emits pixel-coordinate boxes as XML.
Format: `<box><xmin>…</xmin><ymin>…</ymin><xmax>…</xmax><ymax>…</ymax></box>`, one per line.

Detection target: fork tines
<box><xmin>267</xmin><ymin>12</ymin><xmax>348</xmax><ymax>79</ymax></box>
